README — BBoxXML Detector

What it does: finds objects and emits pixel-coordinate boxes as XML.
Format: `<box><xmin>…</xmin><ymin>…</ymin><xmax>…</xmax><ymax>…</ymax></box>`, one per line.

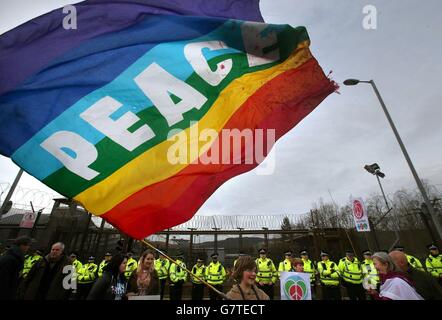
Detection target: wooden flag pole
<box><xmin>140</xmin><ymin>239</ymin><xmax>229</xmax><ymax>300</ymax></box>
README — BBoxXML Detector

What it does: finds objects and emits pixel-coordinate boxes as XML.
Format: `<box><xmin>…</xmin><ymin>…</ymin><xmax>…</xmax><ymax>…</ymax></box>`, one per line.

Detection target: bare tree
<box><xmin>292</xmin><ymin>183</ymin><xmax>442</xmax><ymax>232</ymax></box>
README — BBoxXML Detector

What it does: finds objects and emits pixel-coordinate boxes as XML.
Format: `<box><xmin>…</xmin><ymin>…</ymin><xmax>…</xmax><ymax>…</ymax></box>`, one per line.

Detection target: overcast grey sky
<box><xmin>1</xmin><ymin>0</ymin><xmax>441</xmax><ymax>216</ymax></box>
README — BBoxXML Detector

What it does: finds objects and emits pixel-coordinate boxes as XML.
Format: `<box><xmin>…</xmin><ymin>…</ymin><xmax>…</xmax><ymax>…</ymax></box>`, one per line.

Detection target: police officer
<box><xmin>425</xmin><ymin>244</ymin><xmax>442</xmax><ymax>286</ymax></box>
<box><xmin>361</xmin><ymin>250</ymin><xmax>379</xmax><ymax>297</ymax></box>
<box><xmin>77</xmin><ymin>256</ymin><xmax>98</xmax><ymax>300</ymax></box>
<box><xmin>255</xmin><ymin>248</ymin><xmax>277</xmax><ymax>299</ymax></box>
<box><xmin>205</xmin><ymin>252</ymin><xmax>226</xmax><ymax>300</ymax></box>
<box><xmin>22</xmin><ymin>249</ymin><xmax>42</xmax><ymax>279</ymax></box>
<box><xmin>278</xmin><ymin>250</ymin><xmax>293</xmax><ymax>277</ymax></box>
<box><xmin>317</xmin><ymin>251</ymin><xmax>341</xmax><ymax>300</ymax></box>
<box><xmin>98</xmin><ymin>252</ymin><xmax>112</xmax><ymax>277</ymax></box>
<box><xmin>169</xmin><ymin>253</ymin><xmax>187</xmax><ymax>300</ymax></box>
<box><xmin>69</xmin><ymin>251</ymin><xmax>83</xmax><ymax>298</ymax></box>
<box><xmin>125</xmin><ymin>251</ymin><xmax>138</xmax><ymax>280</ymax></box>
<box><xmin>392</xmin><ymin>245</ymin><xmax>424</xmax><ymax>271</ymax></box>
<box><xmin>190</xmin><ymin>258</ymin><xmax>206</xmax><ymax>300</ymax></box>
<box><xmin>300</xmin><ymin>250</ymin><xmax>317</xmax><ymax>297</ymax></box>
<box><xmin>66</xmin><ymin>252</ymin><xmax>82</xmax><ymax>299</ymax></box>
<box><xmin>338</xmin><ymin>250</ymin><xmax>365</xmax><ymax>300</ymax></box>
<box><xmin>154</xmin><ymin>250</ymin><xmax>170</xmax><ymax>300</ymax></box>
<box><xmin>69</xmin><ymin>252</ymin><xmax>83</xmax><ymax>274</ymax></box>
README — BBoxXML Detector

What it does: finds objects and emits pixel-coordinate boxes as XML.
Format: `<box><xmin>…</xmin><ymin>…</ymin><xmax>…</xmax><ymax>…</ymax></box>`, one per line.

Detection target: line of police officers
<box><xmin>18</xmin><ymin>243</ymin><xmax>442</xmax><ymax>300</ymax></box>
<box><xmin>246</xmin><ymin>244</ymin><xmax>441</xmax><ymax>300</ymax></box>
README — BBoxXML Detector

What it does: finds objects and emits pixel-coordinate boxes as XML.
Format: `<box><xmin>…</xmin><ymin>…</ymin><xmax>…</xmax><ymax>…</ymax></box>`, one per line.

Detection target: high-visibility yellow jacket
<box><xmin>77</xmin><ymin>263</ymin><xmax>98</xmax><ymax>284</ymax></box>
<box><xmin>169</xmin><ymin>259</ymin><xmax>187</xmax><ymax>283</ymax></box>
<box><xmin>22</xmin><ymin>254</ymin><xmax>42</xmax><ymax>278</ymax></box>
<box><xmin>278</xmin><ymin>259</ymin><xmax>294</xmax><ymax>277</ymax></box>
<box><xmin>205</xmin><ymin>261</ymin><xmax>226</xmax><ymax>285</ymax></box>
<box><xmin>278</xmin><ymin>259</ymin><xmax>293</xmax><ymax>277</ymax></box>
<box><xmin>407</xmin><ymin>254</ymin><xmax>424</xmax><ymax>272</ymax></box>
<box><xmin>125</xmin><ymin>257</ymin><xmax>138</xmax><ymax>279</ymax></box>
<box><xmin>155</xmin><ymin>258</ymin><xmax>170</xmax><ymax>280</ymax></box>
<box><xmin>317</xmin><ymin>260</ymin><xmax>340</xmax><ymax>287</ymax></box>
<box><xmin>71</xmin><ymin>259</ymin><xmax>83</xmax><ymax>282</ymax></box>
<box><xmin>98</xmin><ymin>260</ymin><xmax>108</xmax><ymax>278</ymax></box>
<box><xmin>361</xmin><ymin>258</ymin><xmax>379</xmax><ymax>287</ymax></box>
<box><xmin>425</xmin><ymin>254</ymin><xmax>442</xmax><ymax>279</ymax></box>
<box><xmin>302</xmin><ymin>258</ymin><xmax>316</xmax><ymax>284</ymax></box>
<box><xmin>338</xmin><ymin>257</ymin><xmax>363</xmax><ymax>284</ymax></box>
<box><xmin>72</xmin><ymin>259</ymin><xmax>83</xmax><ymax>273</ymax></box>
<box><xmin>255</xmin><ymin>258</ymin><xmax>277</xmax><ymax>284</ymax></box>
<box><xmin>190</xmin><ymin>264</ymin><xmax>206</xmax><ymax>284</ymax></box>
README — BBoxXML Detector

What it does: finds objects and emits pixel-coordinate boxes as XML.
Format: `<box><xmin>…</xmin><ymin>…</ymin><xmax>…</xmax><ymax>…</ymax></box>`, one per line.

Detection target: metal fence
<box><xmin>0</xmin><ymin>196</ymin><xmax>437</xmax><ymax>267</ymax></box>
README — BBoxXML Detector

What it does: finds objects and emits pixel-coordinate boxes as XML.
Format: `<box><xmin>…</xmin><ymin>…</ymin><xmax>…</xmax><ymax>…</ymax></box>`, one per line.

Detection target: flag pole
<box><xmin>140</xmin><ymin>239</ymin><xmax>229</xmax><ymax>300</ymax></box>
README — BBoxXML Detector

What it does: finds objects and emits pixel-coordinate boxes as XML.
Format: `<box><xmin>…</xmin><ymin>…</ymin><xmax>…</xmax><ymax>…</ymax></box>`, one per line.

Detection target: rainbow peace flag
<box><xmin>0</xmin><ymin>0</ymin><xmax>336</xmax><ymax>239</ymax></box>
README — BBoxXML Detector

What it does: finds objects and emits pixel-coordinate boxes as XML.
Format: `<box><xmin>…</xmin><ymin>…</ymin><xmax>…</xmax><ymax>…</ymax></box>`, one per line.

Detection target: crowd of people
<box><xmin>0</xmin><ymin>236</ymin><xmax>441</xmax><ymax>300</ymax></box>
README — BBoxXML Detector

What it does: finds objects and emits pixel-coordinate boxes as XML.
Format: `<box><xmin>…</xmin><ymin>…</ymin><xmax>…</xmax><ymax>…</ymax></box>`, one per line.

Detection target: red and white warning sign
<box><xmin>20</xmin><ymin>211</ymin><xmax>36</xmax><ymax>229</ymax></box>
<box><xmin>351</xmin><ymin>197</ymin><xmax>370</xmax><ymax>232</ymax></box>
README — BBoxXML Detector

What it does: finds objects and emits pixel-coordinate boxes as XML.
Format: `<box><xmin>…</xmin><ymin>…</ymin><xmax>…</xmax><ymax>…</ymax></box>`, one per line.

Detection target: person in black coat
<box><xmin>87</xmin><ymin>254</ymin><xmax>128</xmax><ymax>300</ymax></box>
<box><xmin>0</xmin><ymin>236</ymin><xmax>32</xmax><ymax>300</ymax></box>
<box><xmin>19</xmin><ymin>242</ymin><xmax>71</xmax><ymax>300</ymax></box>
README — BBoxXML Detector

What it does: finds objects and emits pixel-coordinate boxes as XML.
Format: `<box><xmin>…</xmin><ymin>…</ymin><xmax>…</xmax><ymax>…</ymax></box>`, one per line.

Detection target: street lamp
<box><xmin>364</xmin><ymin>163</ymin><xmax>388</xmax><ymax>208</ymax></box>
<box><xmin>345</xmin><ymin>79</ymin><xmax>442</xmax><ymax>243</ymax></box>
<box><xmin>364</xmin><ymin>163</ymin><xmax>401</xmax><ymax>250</ymax></box>
<box><xmin>343</xmin><ymin>79</ymin><xmax>362</xmax><ymax>86</ymax></box>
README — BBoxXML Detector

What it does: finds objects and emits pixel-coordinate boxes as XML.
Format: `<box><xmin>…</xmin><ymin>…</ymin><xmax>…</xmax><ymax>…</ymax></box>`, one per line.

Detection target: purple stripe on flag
<box><xmin>84</xmin><ymin>0</ymin><xmax>263</xmax><ymax>21</ymax></box>
<box><xmin>0</xmin><ymin>0</ymin><xmax>263</xmax><ymax>96</ymax></box>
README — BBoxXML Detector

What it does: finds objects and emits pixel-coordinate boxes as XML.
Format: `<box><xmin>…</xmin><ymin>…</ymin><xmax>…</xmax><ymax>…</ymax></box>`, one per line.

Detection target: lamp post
<box><xmin>364</xmin><ymin>163</ymin><xmax>389</xmax><ymax>210</ymax></box>
<box><xmin>364</xmin><ymin>163</ymin><xmax>401</xmax><ymax>250</ymax></box>
<box><xmin>345</xmin><ymin>79</ymin><xmax>442</xmax><ymax>243</ymax></box>
<box><xmin>413</xmin><ymin>207</ymin><xmax>438</xmax><ymax>244</ymax></box>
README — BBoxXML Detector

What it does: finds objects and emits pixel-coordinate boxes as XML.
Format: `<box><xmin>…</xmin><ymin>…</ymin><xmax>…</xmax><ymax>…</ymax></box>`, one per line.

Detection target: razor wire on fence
<box><xmin>1</xmin><ymin>180</ymin><xmax>441</xmax><ymax>234</ymax></box>
<box><xmin>169</xmin><ymin>213</ymin><xmax>310</xmax><ymax>231</ymax></box>
<box><xmin>0</xmin><ymin>182</ymin><xmax>58</xmax><ymax>214</ymax></box>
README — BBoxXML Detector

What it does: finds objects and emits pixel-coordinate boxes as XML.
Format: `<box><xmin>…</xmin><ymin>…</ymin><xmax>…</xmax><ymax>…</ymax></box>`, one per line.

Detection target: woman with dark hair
<box><xmin>126</xmin><ymin>250</ymin><xmax>159</xmax><ymax>296</ymax></box>
<box><xmin>226</xmin><ymin>256</ymin><xmax>269</xmax><ymax>300</ymax></box>
<box><xmin>87</xmin><ymin>254</ymin><xmax>127</xmax><ymax>300</ymax></box>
